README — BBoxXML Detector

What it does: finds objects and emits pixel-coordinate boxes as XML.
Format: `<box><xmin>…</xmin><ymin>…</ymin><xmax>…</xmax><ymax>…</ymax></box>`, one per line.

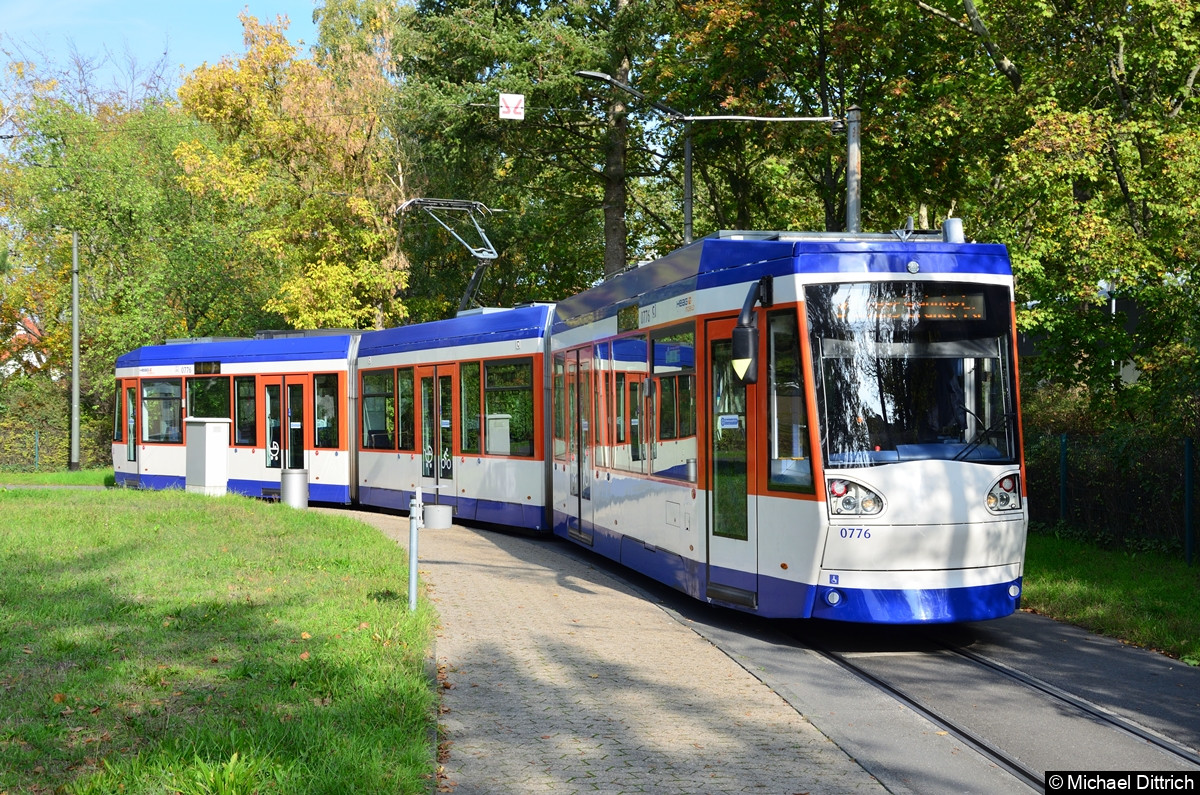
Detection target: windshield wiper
<box><xmin>953</xmin><ymin>412</ymin><xmax>1015</xmax><ymax>461</ymax></box>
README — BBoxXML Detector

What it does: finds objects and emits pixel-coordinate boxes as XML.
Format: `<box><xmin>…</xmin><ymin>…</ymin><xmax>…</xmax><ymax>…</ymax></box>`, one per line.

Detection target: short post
<box><xmin>1059</xmin><ymin>433</ymin><xmax>1069</xmax><ymax>524</ymax></box>
<box><xmin>408</xmin><ymin>486</ymin><xmax>423</xmax><ymax>611</ymax></box>
<box><xmin>1186</xmin><ymin>437</ymin><xmax>1194</xmax><ymax>567</ymax></box>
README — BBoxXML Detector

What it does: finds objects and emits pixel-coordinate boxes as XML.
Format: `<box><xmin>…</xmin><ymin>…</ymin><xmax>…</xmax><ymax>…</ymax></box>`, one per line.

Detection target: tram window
<box><xmin>553</xmin><ymin>353</ymin><xmax>567</xmax><ymax>460</ymax></box>
<box><xmin>125</xmin><ymin>386</ymin><xmax>137</xmax><ymax>461</ymax></box>
<box><xmin>611</xmin><ymin>335</ymin><xmax>647</xmax><ymax>472</ymax></box>
<box><xmin>438</xmin><ymin>373</ymin><xmax>453</xmax><ymax>477</ymax></box>
<box><xmin>314</xmin><ymin>373</ymin><xmax>339</xmax><ymax>448</ymax></box>
<box><xmin>421</xmin><ymin>376</ymin><xmax>435</xmax><ymax>477</ymax></box>
<box><xmin>361</xmin><ymin>369</ymin><xmax>395</xmax><ymax>449</ymax></box>
<box><xmin>651</xmin><ymin>324</ymin><xmax>696</xmax><ymax>481</ymax></box>
<box><xmin>188</xmin><ymin>376</ymin><xmax>231</xmax><ymax>419</ymax></box>
<box><xmin>629</xmin><ymin>380</ymin><xmax>644</xmax><ymax>463</ymax></box>
<box><xmin>398</xmin><ymin>369</ymin><xmax>417</xmax><ymax>451</ymax></box>
<box><xmin>768</xmin><ymin>312</ymin><xmax>814</xmax><ymax>492</ymax></box>
<box><xmin>485</xmin><ymin>358</ymin><xmax>534</xmax><ymax>457</ymax></box>
<box><xmin>461</xmin><ymin>362</ymin><xmax>481</xmax><ymax>455</ymax></box>
<box><xmin>234</xmin><ymin>376</ymin><xmax>256</xmax><ymax>446</ymax></box>
<box><xmin>807</xmin><ymin>282</ymin><xmax>1017</xmax><ymax>465</ymax></box>
<box><xmin>679</xmin><ymin>375</ymin><xmax>695</xmax><ymax>437</ymax></box>
<box><xmin>660</xmin><ymin>377</ymin><xmax>679</xmax><ymax>439</ymax></box>
<box><xmin>397</xmin><ymin>368</ymin><xmax>415</xmax><ymax>451</ymax></box>
<box><xmin>614</xmin><ymin>373</ymin><xmax>627</xmax><ymax>444</ymax></box>
<box><xmin>113</xmin><ymin>381</ymin><xmax>123</xmax><ymax>442</ymax></box>
<box><xmin>592</xmin><ymin>343</ymin><xmax>609</xmax><ymax>469</ymax></box>
<box><xmin>141</xmin><ymin>378</ymin><xmax>182</xmax><ymax>443</ymax></box>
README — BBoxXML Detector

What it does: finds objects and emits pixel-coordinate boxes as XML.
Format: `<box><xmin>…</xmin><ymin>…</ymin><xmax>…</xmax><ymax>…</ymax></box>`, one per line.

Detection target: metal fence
<box><xmin>1025</xmin><ymin>432</ymin><xmax>1197</xmax><ymax>563</ymax></box>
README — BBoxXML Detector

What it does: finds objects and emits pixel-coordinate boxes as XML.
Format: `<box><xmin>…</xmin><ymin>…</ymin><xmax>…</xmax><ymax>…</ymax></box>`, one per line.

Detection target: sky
<box><xmin>1</xmin><ymin>1</ymin><xmax>320</xmax><ymax>85</ymax></box>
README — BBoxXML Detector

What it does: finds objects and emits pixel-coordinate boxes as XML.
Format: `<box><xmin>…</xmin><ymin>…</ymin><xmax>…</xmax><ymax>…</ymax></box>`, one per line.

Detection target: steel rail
<box><xmin>943</xmin><ymin>642</ymin><xmax>1200</xmax><ymax>769</ymax></box>
<box><xmin>806</xmin><ymin>639</ymin><xmax>1046</xmax><ymax>792</ymax></box>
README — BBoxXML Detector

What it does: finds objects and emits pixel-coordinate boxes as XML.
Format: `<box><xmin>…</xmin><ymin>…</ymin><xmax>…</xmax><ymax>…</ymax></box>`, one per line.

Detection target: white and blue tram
<box><xmin>113</xmin><ymin>332</ymin><xmax>360</xmax><ymax>502</ymax></box>
<box><xmin>548</xmin><ymin>223</ymin><xmax>1026</xmax><ymax>622</ymax></box>
<box><xmin>113</xmin><ymin>222</ymin><xmax>1026</xmax><ymax>623</ymax></box>
<box><xmin>352</xmin><ymin>304</ymin><xmax>553</xmax><ymax>530</ymax></box>
<box><xmin>113</xmin><ymin>305</ymin><xmax>553</xmax><ymax>530</ymax></box>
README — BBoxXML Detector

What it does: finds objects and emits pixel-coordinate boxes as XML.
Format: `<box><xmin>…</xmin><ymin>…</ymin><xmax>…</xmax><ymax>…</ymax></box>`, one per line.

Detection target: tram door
<box><xmin>705</xmin><ymin>318</ymin><xmax>760</xmax><ymax>609</ymax></box>
<box><xmin>564</xmin><ymin>349</ymin><xmax>594</xmax><ymax>544</ymax></box>
<box><xmin>124</xmin><ymin>384</ymin><xmax>137</xmax><ymax>463</ymax></box>
<box><xmin>418</xmin><ymin>366</ymin><xmax>456</xmax><ymax>509</ymax></box>
<box><xmin>263</xmin><ymin>376</ymin><xmax>310</xmax><ymax>470</ymax></box>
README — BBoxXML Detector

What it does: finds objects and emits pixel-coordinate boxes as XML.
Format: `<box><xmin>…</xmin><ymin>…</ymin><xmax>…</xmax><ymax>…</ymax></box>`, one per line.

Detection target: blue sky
<box><xmin>1</xmin><ymin>1</ymin><xmax>319</xmax><ymax>82</ymax></box>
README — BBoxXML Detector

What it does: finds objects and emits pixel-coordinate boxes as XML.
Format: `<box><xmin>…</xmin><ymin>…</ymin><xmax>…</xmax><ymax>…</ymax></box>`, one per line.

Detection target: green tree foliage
<box><xmin>0</xmin><ymin>58</ymin><xmax>286</xmax><ymax>439</ymax></box>
<box><xmin>1</xmin><ymin>0</ymin><xmax>1196</xmax><ymax>451</ymax></box>
<box><xmin>380</xmin><ymin>0</ymin><xmax>632</xmax><ymax>296</ymax></box>
<box><xmin>0</xmin><ymin>373</ymin><xmax>109</xmax><ymax>470</ymax></box>
<box><xmin>941</xmin><ymin>0</ymin><xmax>1200</xmax><ymax>435</ymax></box>
<box><xmin>178</xmin><ymin>12</ymin><xmax>409</xmax><ymax>329</ymax></box>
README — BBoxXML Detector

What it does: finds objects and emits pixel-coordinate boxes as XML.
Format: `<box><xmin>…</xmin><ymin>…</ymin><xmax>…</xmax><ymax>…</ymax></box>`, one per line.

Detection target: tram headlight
<box><xmin>986</xmin><ymin>474</ymin><xmax>1022</xmax><ymax>513</ymax></box>
<box><xmin>827</xmin><ymin>479</ymin><xmax>884</xmax><ymax>516</ymax></box>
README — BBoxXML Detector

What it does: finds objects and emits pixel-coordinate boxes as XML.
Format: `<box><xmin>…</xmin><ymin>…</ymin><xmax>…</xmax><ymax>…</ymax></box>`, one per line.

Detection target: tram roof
<box><xmin>554</xmin><ymin>230</ymin><xmax>1011</xmax><ymax>331</ymax></box>
<box><xmin>357</xmin><ymin>303</ymin><xmax>553</xmax><ymax>357</ymax></box>
<box><xmin>115</xmin><ymin>333</ymin><xmax>357</xmax><ymax>369</ymax></box>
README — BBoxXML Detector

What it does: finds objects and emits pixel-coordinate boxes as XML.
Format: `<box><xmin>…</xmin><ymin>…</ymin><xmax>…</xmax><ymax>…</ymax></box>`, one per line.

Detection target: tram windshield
<box><xmin>807</xmin><ymin>281</ymin><xmax>1018</xmax><ymax>467</ymax></box>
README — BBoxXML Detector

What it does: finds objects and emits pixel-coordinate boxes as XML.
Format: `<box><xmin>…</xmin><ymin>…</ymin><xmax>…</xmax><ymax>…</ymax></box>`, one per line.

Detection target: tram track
<box><xmin>943</xmin><ymin>641</ymin><xmax>1200</xmax><ymax>770</ymax></box>
<box><xmin>805</xmin><ymin>637</ymin><xmax>1046</xmax><ymax>791</ymax></box>
<box><xmin>796</xmin><ymin>629</ymin><xmax>1200</xmax><ymax>792</ymax></box>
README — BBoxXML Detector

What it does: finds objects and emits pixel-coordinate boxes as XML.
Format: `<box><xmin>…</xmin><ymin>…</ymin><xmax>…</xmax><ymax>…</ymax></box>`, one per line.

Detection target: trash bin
<box><xmin>423</xmin><ymin>503</ymin><xmax>452</xmax><ymax>529</ymax></box>
<box><xmin>280</xmin><ymin>468</ymin><xmax>309</xmax><ymax>509</ymax></box>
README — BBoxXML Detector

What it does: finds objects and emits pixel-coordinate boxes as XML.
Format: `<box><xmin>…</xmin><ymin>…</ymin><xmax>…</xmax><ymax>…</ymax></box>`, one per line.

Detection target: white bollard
<box><xmin>408</xmin><ymin>486</ymin><xmax>422</xmax><ymax>611</ymax></box>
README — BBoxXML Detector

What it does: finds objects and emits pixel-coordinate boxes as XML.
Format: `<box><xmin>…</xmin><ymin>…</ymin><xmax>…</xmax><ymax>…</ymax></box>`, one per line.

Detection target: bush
<box><xmin>0</xmin><ymin>374</ymin><xmax>111</xmax><ymax>471</ymax></box>
<box><xmin>1022</xmin><ymin>379</ymin><xmax>1197</xmax><ymax>556</ymax></box>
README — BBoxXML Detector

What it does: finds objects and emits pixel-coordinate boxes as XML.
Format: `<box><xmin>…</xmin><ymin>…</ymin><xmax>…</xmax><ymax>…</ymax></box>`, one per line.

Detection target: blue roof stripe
<box><xmin>554</xmin><ymin>237</ymin><xmax>1012</xmax><ymax>332</ymax></box>
<box><xmin>116</xmin><ymin>335</ymin><xmax>354</xmax><ymax>369</ymax></box>
<box><xmin>357</xmin><ymin>304</ymin><xmax>552</xmax><ymax>358</ymax></box>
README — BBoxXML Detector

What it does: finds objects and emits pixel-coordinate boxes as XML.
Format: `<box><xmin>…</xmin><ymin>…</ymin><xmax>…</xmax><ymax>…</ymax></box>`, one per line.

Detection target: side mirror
<box><xmin>731</xmin><ymin>325</ymin><xmax>758</xmax><ymax>383</ymax></box>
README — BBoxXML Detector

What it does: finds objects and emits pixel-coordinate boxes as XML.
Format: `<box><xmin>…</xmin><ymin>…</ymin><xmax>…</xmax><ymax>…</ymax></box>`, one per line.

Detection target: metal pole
<box><xmin>408</xmin><ymin>486</ymin><xmax>423</xmax><ymax>610</ymax></box>
<box><xmin>845</xmin><ymin>106</ymin><xmax>862</xmax><ymax>234</ymax></box>
<box><xmin>683</xmin><ymin>122</ymin><xmax>693</xmax><ymax>244</ymax></box>
<box><xmin>1185</xmin><ymin>437</ymin><xmax>1194</xmax><ymax>566</ymax></box>
<box><xmin>69</xmin><ymin>231</ymin><xmax>80</xmax><ymax>472</ymax></box>
<box><xmin>1059</xmin><ymin>433</ymin><xmax>1069</xmax><ymax>524</ymax></box>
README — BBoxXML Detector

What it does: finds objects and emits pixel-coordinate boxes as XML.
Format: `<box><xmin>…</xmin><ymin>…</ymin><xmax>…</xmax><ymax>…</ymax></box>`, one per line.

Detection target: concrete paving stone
<box><xmin>330</xmin><ymin>510</ymin><xmax>886</xmax><ymax>794</ymax></box>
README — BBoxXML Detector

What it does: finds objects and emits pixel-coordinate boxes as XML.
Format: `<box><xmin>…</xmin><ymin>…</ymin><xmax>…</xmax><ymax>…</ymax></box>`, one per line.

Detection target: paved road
<box><xmin>345</xmin><ymin>510</ymin><xmax>886</xmax><ymax>794</ymax></box>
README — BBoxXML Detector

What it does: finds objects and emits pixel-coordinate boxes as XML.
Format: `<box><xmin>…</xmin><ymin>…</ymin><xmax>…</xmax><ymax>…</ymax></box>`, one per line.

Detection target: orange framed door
<box><xmin>124</xmin><ymin>384</ymin><xmax>138</xmax><ymax>463</ymax></box>
<box><xmin>705</xmin><ymin>317</ymin><xmax>760</xmax><ymax>608</ymax></box>
<box><xmin>263</xmin><ymin>375</ymin><xmax>311</xmax><ymax>470</ymax></box>
<box><xmin>418</xmin><ymin>365</ymin><xmax>457</xmax><ymax>505</ymax></box>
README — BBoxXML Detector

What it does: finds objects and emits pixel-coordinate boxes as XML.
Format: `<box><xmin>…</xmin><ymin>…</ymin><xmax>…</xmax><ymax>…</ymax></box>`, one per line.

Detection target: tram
<box><xmin>113</xmin><ymin>331</ymin><xmax>359</xmax><ymax>502</ymax></box>
<box><xmin>549</xmin><ymin>222</ymin><xmax>1026</xmax><ymax>622</ymax></box>
<box><xmin>113</xmin><ymin>221</ymin><xmax>1027</xmax><ymax>624</ymax></box>
<box><xmin>352</xmin><ymin>303</ymin><xmax>553</xmax><ymax>530</ymax></box>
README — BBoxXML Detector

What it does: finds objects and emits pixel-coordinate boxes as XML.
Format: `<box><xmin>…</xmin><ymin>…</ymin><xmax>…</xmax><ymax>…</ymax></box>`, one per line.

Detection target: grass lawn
<box><xmin>0</xmin><ymin>487</ymin><xmax>437</xmax><ymax>794</ymax></box>
<box><xmin>0</xmin><ymin>470</ymin><xmax>1196</xmax><ymax>793</ymax></box>
<box><xmin>1022</xmin><ymin>529</ymin><xmax>1200</xmax><ymax>665</ymax></box>
<box><xmin>0</xmin><ymin>468</ymin><xmax>113</xmax><ymax>487</ymax></box>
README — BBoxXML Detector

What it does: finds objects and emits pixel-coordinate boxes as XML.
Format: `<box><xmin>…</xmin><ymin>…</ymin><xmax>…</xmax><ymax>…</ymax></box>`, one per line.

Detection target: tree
<box><xmin>178</xmin><ymin>12</ymin><xmax>409</xmax><ymax>329</ymax></box>
<box><xmin>378</xmin><ymin>0</ymin><xmax>657</xmax><ymax>292</ymax></box>
<box><xmin>0</xmin><ymin>73</ymin><xmax>284</xmax><ymax>404</ymax></box>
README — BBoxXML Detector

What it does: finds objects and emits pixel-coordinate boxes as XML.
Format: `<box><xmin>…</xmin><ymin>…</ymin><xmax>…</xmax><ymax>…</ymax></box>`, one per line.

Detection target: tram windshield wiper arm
<box><xmin>953</xmin><ymin>413</ymin><xmax>1015</xmax><ymax>461</ymax></box>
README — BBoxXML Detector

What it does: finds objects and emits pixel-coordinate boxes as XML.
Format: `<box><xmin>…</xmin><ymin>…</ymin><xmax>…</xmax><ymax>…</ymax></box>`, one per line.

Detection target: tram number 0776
<box><xmin>839</xmin><ymin>527</ymin><xmax>872</xmax><ymax>539</ymax></box>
